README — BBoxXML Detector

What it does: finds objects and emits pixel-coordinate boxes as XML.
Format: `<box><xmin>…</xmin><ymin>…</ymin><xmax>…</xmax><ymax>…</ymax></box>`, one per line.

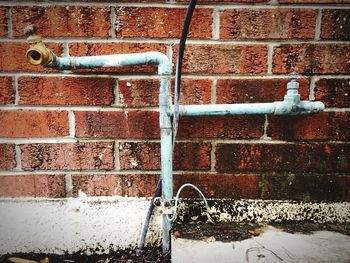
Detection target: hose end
<box><xmin>25</xmin><ymin>25</ymin><xmax>52</xmax><ymax>66</ymax></box>
<box><xmin>26</xmin><ymin>46</ymin><xmax>51</xmax><ymax>66</ymax></box>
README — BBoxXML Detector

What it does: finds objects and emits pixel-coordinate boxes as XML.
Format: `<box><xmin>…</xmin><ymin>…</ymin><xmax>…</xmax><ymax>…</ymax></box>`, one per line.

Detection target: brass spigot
<box><xmin>25</xmin><ymin>25</ymin><xmax>51</xmax><ymax>66</ymax></box>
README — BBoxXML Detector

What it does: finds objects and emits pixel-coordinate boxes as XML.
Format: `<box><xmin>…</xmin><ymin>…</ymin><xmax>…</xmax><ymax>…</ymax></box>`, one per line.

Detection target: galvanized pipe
<box><xmin>170</xmin><ymin>101</ymin><xmax>325</xmax><ymax>116</ymax></box>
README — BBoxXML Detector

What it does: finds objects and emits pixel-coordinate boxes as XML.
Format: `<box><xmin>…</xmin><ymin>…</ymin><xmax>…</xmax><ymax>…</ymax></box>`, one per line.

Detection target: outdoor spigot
<box><xmin>284</xmin><ymin>72</ymin><xmax>301</xmax><ymax>104</ymax></box>
<box><xmin>25</xmin><ymin>25</ymin><xmax>52</xmax><ymax>66</ymax></box>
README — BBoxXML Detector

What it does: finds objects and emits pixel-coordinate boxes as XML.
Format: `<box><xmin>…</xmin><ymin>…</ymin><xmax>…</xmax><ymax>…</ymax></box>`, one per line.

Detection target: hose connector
<box><xmin>25</xmin><ymin>25</ymin><xmax>52</xmax><ymax>66</ymax></box>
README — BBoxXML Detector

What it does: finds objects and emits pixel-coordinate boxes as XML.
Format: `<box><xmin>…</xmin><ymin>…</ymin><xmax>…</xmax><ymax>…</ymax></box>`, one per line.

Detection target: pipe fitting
<box><xmin>25</xmin><ymin>25</ymin><xmax>52</xmax><ymax>66</ymax></box>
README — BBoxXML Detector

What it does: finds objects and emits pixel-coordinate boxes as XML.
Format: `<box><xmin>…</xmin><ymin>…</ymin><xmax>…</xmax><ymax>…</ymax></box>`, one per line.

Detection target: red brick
<box><xmin>315</xmin><ymin>78</ymin><xmax>350</xmax><ymax>108</ymax></box>
<box><xmin>0</xmin><ymin>110</ymin><xmax>69</xmax><ymax>138</ymax></box>
<box><xmin>0</xmin><ymin>174</ymin><xmax>65</xmax><ymax>197</ymax></box>
<box><xmin>119</xmin><ymin>78</ymin><xmax>211</xmax><ymax>108</ymax></box>
<box><xmin>177</xmin><ymin>79</ymin><xmax>212</xmax><ymax>105</ymax></box>
<box><xmin>0</xmin><ymin>77</ymin><xmax>14</xmax><ymax>105</ymax></box>
<box><xmin>321</xmin><ymin>9</ymin><xmax>350</xmax><ymax>40</ymax></box>
<box><xmin>12</xmin><ymin>6</ymin><xmax>110</xmax><ymax>37</ymax></box>
<box><xmin>119</xmin><ymin>142</ymin><xmax>211</xmax><ymax>171</ymax></box>
<box><xmin>119</xmin><ymin>79</ymin><xmax>159</xmax><ymax>107</ymax></box>
<box><xmin>261</xmin><ymin>173</ymin><xmax>350</xmax><ymax>201</ymax></box>
<box><xmin>0</xmin><ymin>144</ymin><xmax>16</xmax><ymax>170</ymax></box>
<box><xmin>69</xmin><ymin>42</ymin><xmax>167</xmax><ymax>73</ymax></box>
<box><xmin>116</xmin><ymin>7</ymin><xmax>212</xmax><ymax>39</ymax></box>
<box><xmin>279</xmin><ymin>0</ymin><xmax>350</xmax><ymax>3</ymax></box>
<box><xmin>216</xmin><ymin>78</ymin><xmax>310</xmax><ymax>104</ymax></box>
<box><xmin>18</xmin><ymin>76</ymin><xmax>114</xmax><ymax>106</ymax></box>
<box><xmin>174</xmin><ymin>173</ymin><xmax>258</xmax><ymax>198</ymax></box>
<box><xmin>173</xmin><ymin>44</ymin><xmax>268</xmax><ymax>74</ymax></box>
<box><xmin>268</xmin><ymin>112</ymin><xmax>350</xmax><ymax>141</ymax></box>
<box><xmin>273</xmin><ymin>44</ymin><xmax>350</xmax><ymax>74</ymax></box>
<box><xmin>75</xmin><ymin>111</ymin><xmax>159</xmax><ymax>139</ymax></box>
<box><xmin>178</xmin><ymin>115</ymin><xmax>264</xmax><ymax>139</ymax></box>
<box><xmin>178</xmin><ymin>0</ymin><xmax>268</xmax><ymax>2</ymax></box>
<box><xmin>71</xmin><ymin>174</ymin><xmax>159</xmax><ymax>197</ymax></box>
<box><xmin>21</xmin><ymin>142</ymin><xmax>114</xmax><ymax>171</ymax></box>
<box><xmin>0</xmin><ymin>7</ymin><xmax>7</xmax><ymax>37</ymax></box>
<box><xmin>216</xmin><ymin>143</ymin><xmax>350</xmax><ymax>173</ymax></box>
<box><xmin>220</xmin><ymin>9</ymin><xmax>315</xmax><ymax>40</ymax></box>
<box><xmin>0</xmin><ymin>42</ymin><xmax>63</xmax><ymax>73</ymax></box>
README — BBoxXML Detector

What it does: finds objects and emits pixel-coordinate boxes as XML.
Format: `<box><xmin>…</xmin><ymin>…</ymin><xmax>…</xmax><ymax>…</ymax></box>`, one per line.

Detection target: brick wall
<box><xmin>0</xmin><ymin>0</ymin><xmax>349</xmax><ymax>201</ymax></box>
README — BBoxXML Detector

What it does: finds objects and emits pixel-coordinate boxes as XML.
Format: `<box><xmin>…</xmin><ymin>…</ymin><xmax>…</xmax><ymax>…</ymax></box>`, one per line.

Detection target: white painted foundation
<box><xmin>0</xmin><ymin>197</ymin><xmax>162</xmax><ymax>255</ymax></box>
<box><xmin>0</xmin><ymin>198</ymin><xmax>349</xmax><ymax>255</ymax></box>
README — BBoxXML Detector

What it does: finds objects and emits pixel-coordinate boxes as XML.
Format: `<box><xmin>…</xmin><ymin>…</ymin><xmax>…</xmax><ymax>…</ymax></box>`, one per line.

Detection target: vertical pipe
<box><xmin>159</xmin><ymin>76</ymin><xmax>173</xmax><ymax>253</ymax></box>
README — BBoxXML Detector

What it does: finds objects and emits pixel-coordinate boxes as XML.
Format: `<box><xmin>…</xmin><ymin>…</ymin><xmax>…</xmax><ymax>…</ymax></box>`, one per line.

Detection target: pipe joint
<box><xmin>25</xmin><ymin>25</ymin><xmax>52</xmax><ymax>66</ymax></box>
<box><xmin>274</xmin><ymin>101</ymin><xmax>325</xmax><ymax>115</ymax></box>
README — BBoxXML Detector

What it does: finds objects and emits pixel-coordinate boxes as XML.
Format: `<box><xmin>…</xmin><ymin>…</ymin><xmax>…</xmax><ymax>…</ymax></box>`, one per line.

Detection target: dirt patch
<box><xmin>173</xmin><ymin>221</ymin><xmax>350</xmax><ymax>242</ymax></box>
<box><xmin>0</xmin><ymin>247</ymin><xmax>170</xmax><ymax>263</ymax></box>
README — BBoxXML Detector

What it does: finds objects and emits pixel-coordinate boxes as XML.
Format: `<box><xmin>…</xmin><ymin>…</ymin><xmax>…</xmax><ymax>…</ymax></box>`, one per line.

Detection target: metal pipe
<box><xmin>170</xmin><ymin>101</ymin><xmax>325</xmax><ymax>116</ymax></box>
<box><xmin>25</xmin><ymin>26</ymin><xmax>173</xmax><ymax>253</ymax></box>
<box><xmin>159</xmin><ymin>76</ymin><xmax>173</xmax><ymax>253</ymax></box>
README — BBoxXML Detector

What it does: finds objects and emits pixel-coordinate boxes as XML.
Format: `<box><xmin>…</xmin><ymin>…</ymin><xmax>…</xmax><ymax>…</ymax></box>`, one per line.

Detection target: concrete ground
<box><xmin>172</xmin><ymin>226</ymin><xmax>350</xmax><ymax>263</ymax></box>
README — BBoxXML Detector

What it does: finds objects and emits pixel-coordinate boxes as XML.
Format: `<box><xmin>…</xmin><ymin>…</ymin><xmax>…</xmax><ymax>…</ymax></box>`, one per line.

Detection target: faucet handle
<box><xmin>289</xmin><ymin>72</ymin><xmax>298</xmax><ymax>82</ymax></box>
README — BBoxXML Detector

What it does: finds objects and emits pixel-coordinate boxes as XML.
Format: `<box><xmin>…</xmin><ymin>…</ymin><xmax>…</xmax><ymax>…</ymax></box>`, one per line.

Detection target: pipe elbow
<box><xmin>145</xmin><ymin>52</ymin><xmax>172</xmax><ymax>75</ymax></box>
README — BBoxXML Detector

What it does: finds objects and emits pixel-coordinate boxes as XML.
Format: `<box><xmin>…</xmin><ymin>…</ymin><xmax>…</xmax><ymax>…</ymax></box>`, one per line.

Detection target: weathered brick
<box><xmin>321</xmin><ymin>9</ymin><xmax>350</xmax><ymax>40</ymax></box>
<box><xmin>178</xmin><ymin>115</ymin><xmax>264</xmax><ymax>139</ymax></box>
<box><xmin>177</xmin><ymin>79</ymin><xmax>212</xmax><ymax>105</ymax></box>
<box><xmin>119</xmin><ymin>142</ymin><xmax>211</xmax><ymax>170</ymax></box>
<box><xmin>0</xmin><ymin>174</ymin><xmax>65</xmax><ymax>198</ymax></box>
<box><xmin>261</xmin><ymin>173</ymin><xmax>350</xmax><ymax>201</ymax></box>
<box><xmin>75</xmin><ymin>111</ymin><xmax>159</xmax><ymax>139</ymax></box>
<box><xmin>21</xmin><ymin>142</ymin><xmax>114</xmax><ymax>171</ymax></box>
<box><xmin>116</xmin><ymin>7</ymin><xmax>212</xmax><ymax>39</ymax></box>
<box><xmin>0</xmin><ymin>7</ymin><xmax>7</xmax><ymax>37</ymax></box>
<box><xmin>69</xmin><ymin>42</ymin><xmax>167</xmax><ymax>73</ymax></box>
<box><xmin>0</xmin><ymin>144</ymin><xmax>16</xmax><ymax>170</ymax></box>
<box><xmin>71</xmin><ymin>174</ymin><xmax>159</xmax><ymax>197</ymax></box>
<box><xmin>0</xmin><ymin>42</ymin><xmax>63</xmax><ymax>73</ymax></box>
<box><xmin>119</xmin><ymin>78</ymin><xmax>211</xmax><ymax>108</ymax></box>
<box><xmin>279</xmin><ymin>0</ymin><xmax>350</xmax><ymax>3</ymax></box>
<box><xmin>119</xmin><ymin>79</ymin><xmax>159</xmax><ymax>107</ymax></box>
<box><xmin>0</xmin><ymin>77</ymin><xmax>14</xmax><ymax>105</ymax></box>
<box><xmin>18</xmin><ymin>76</ymin><xmax>114</xmax><ymax>106</ymax></box>
<box><xmin>178</xmin><ymin>0</ymin><xmax>268</xmax><ymax>2</ymax></box>
<box><xmin>0</xmin><ymin>110</ymin><xmax>69</xmax><ymax>138</ymax></box>
<box><xmin>315</xmin><ymin>78</ymin><xmax>350</xmax><ymax>108</ymax></box>
<box><xmin>220</xmin><ymin>9</ymin><xmax>316</xmax><ymax>40</ymax></box>
<box><xmin>174</xmin><ymin>173</ymin><xmax>258</xmax><ymax>198</ymax></box>
<box><xmin>268</xmin><ymin>112</ymin><xmax>350</xmax><ymax>141</ymax></box>
<box><xmin>216</xmin><ymin>143</ymin><xmax>350</xmax><ymax>173</ymax></box>
<box><xmin>273</xmin><ymin>44</ymin><xmax>350</xmax><ymax>74</ymax></box>
<box><xmin>173</xmin><ymin>44</ymin><xmax>268</xmax><ymax>74</ymax></box>
<box><xmin>12</xmin><ymin>6</ymin><xmax>110</xmax><ymax>37</ymax></box>
<box><xmin>216</xmin><ymin>78</ymin><xmax>309</xmax><ymax>104</ymax></box>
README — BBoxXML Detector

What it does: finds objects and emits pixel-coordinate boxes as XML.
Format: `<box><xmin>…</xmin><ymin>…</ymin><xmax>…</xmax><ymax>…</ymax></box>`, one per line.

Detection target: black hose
<box><xmin>136</xmin><ymin>0</ymin><xmax>197</xmax><ymax>256</ymax></box>
<box><xmin>173</xmin><ymin>0</ymin><xmax>198</xmax><ymax>145</ymax></box>
<box><xmin>136</xmin><ymin>178</ymin><xmax>162</xmax><ymax>257</ymax></box>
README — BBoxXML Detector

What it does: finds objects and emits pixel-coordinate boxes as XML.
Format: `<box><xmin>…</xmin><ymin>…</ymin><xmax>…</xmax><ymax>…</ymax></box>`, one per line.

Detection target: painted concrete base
<box><xmin>0</xmin><ymin>197</ymin><xmax>161</xmax><ymax>255</ymax></box>
<box><xmin>172</xmin><ymin>227</ymin><xmax>350</xmax><ymax>263</ymax></box>
<box><xmin>0</xmin><ymin>198</ymin><xmax>349</xmax><ymax>256</ymax></box>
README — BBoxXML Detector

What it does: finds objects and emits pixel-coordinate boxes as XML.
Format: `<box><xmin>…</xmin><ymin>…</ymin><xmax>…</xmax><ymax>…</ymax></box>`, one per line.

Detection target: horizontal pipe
<box><xmin>46</xmin><ymin>51</ymin><xmax>172</xmax><ymax>75</ymax></box>
<box><xmin>170</xmin><ymin>101</ymin><xmax>325</xmax><ymax>116</ymax></box>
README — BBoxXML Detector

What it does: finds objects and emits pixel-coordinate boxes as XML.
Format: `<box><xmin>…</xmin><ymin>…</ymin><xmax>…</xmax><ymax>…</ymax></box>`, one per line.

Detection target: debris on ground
<box><xmin>1</xmin><ymin>248</ymin><xmax>170</xmax><ymax>263</ymax></box>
